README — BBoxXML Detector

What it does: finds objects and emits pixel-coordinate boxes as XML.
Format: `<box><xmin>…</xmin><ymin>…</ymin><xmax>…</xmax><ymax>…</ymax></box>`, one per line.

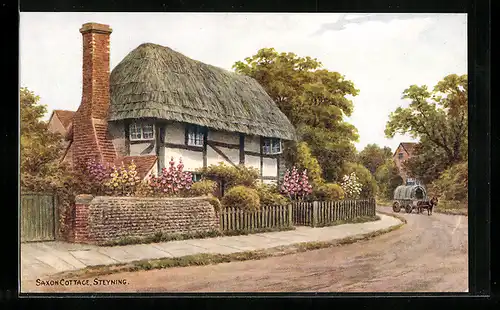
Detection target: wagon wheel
<box><xmin>405</xmin><ymin>204</ymin><xmax>413</xmax><ymax>213</ymax></box>
<box><xmin>392</xmin><ymin>201</ymin><xmax>401</xmax><ymax>213</ymax></box>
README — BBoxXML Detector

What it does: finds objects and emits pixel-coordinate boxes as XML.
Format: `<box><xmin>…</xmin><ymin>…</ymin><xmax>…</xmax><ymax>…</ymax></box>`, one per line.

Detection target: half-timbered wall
<box><xmin>114</xmin><ymin>120</ymin><xmax>282</xmax><ymax>181</ymax></box>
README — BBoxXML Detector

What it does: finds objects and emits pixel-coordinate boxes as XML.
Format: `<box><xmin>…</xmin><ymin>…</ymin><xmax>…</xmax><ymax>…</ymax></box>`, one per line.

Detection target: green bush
<box><xmin>428</xmin><ymin>161</ymin><xmax>468</xmax><ymax>203</ymax></box>
<box><xmin>205</xmin><ymin>194</ymin><xmax>222</xmax><ymax>212</ymax></box>
<box><xmin>197</xmin><ymin>162</ymin><xmax>260</xmax><ymax>194</ymax></box>
<box><xmin>295</xmin><ymin>141</ymin><xmax>324</xmax><ymax>185</ymax></box>
<box><xmin>375</xmin><ymin>159</ymin><xmax>403</xmax><ymax>200</ymax></box>
<box><xmin>190</xmin><ymin>179</ymin><xmax>218</xmax><ymax>196</ymax></box>
<box><xmin>255</xmin><ymin>183</ymin><xmax>288</xmax><ymax>206</ymax></box>
<box><xmin>341</xmin><ymin>162</ymin><xmax>379</xmax><ymax>198</ymax></box>
<box><xmin>312</xmin><ymin>183</ymin><xmax>345</xmax><ymax>201</ymax></box>
<box><xmin>221</xmin><ymin>185</ymin><xmax>261</xmax><ymax>211</ymax></box>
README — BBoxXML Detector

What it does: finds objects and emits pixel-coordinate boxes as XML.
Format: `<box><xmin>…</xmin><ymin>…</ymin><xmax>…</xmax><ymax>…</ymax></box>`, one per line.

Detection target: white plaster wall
<box><xmin>245</xmin><ymin>155</ymin><xmax>260</xmax><ymax>171</ymax></box>
<box><xmin>263</xmin><ymin>179</ymin><xmax>278</xmax><ymax>185</ymax></box>
<box><xmin>164</xmin><ymin>122</ymin><xmax>185</xmax><ymax>144</ymax></box>
<box><xmin>130</xmin><ymin>142</ymin><xmax>155</xmax><ymax>156</ymax></box>
<box><xmin>245</xmin><ymin>135</ymin><xmax>260</xmax><ymax>153</ymax></box>
<box><xmin>208</xmin><ymin>130</ymin><xmax>239</xmax><ymax>144</ymax></box>
<box><xmin>262</xmin><ymin>157</ymin><xmax>278</xmax><ymax>177</ymax></box>
<box><xmin>108</xmin><ymin>121</ymin><xmax>127</xmax><ymax>157</ymax></box>
<box><xmin>165</xmin><ymin>147</ymin><xmax>203</xmax><ymax>171</ymax></box>
<box><xmin>206</xmin><ymin>146</ymin><xmax>238</xmax><ymax>167</ymax></box>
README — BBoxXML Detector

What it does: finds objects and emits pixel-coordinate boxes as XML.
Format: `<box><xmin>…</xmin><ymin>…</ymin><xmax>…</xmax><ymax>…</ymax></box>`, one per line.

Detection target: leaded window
<box><xmin>262</xmin><ymin>138</ymin><xmax>282</xmax><ymax>155</ymax></box>
<box><xmin>186</xmin><ymin>125</ymin><xmax>205</xmax><ymax>146</ymax></box>
<box><xmin>129</xmin><ymin>122</ymin><xmax>154</xmax><ymax>141</ymax></box>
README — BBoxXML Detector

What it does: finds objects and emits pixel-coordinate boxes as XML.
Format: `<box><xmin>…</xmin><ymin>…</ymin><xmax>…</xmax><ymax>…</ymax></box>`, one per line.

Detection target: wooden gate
<box><xmin>20</xmin><ymin>192</ymin><xmax>56</xmax><ymax>242</ymax></box>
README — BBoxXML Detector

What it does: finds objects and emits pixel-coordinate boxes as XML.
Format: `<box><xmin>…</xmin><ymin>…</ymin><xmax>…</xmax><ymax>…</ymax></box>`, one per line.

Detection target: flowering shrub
<box><xmin>340</xmin><ymin>172</ymin><xmax>363</xmax><ymax>199</ymax></box>
<box><xmin>81</xmin><ymin>158</ymin><xmax>112</xmax><ymax>194</ymax></box>
<box><xmin>281</xmin><ymin>166</ymin><xmax>313</xmax><ymax>200</ymax></box>
<box><xmin>104</xmin><ymin>161</ymin><xmax>141</xmax><ymax>196</ymax></box>
<box><xmin>145</xmin><ymin>157</ymin><xmax>193</xmax><ymax>197</ymax></box>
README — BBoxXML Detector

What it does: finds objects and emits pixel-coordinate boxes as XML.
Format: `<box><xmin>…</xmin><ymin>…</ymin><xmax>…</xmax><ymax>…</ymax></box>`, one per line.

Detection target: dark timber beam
<box><xmin>239</xmin><ymin>134</ymin><xmax>245</xmax><ymax>165</ymax></box>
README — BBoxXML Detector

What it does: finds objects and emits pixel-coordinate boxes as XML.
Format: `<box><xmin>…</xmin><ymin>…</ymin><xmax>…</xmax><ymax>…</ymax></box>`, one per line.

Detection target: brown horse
<box><xmin>417</xmin><ymin>197</ymin><xmax>439</xmax><ymax>215</ymax></box>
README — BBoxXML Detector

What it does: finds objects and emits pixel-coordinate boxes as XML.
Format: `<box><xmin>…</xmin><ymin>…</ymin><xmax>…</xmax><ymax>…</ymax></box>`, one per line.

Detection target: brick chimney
<box><xmin>72</xmin><ymin>22</ymin><xmax>116</xmax><ymax>166</ymax></box>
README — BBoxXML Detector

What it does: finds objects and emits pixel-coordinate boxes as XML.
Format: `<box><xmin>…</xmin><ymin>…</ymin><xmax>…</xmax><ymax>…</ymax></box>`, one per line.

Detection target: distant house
<box><xmin>47</xmin><ymin>110</ymin><xmax>75</xmax><ymax>137</ymax></box>
<box><xmin>393</xmin><ymin>142</ymin><xmax>419</xmax><ymax>185</ymax></box>
<box><xmin>58</xmin><ymin>22</ymin><xmax>296</xmax><ymax>183</ymax></box>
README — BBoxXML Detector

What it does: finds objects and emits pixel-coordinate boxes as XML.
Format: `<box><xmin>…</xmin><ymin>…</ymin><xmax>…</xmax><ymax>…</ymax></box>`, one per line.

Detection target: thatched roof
<box><xmin>108</xmin><ymin>43</ymin><xmax>296</xmax><ymax>141</ymax></box>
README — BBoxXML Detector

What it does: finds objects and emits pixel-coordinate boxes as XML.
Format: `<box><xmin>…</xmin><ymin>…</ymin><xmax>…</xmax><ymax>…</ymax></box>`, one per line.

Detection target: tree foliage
<box><xmin>428</xmin><ymin>161</ymin><xmax>468</xmax><ymax>203</ymax></box>
<box><xmin>385</xmin><ymin>74</ymin><xmax>468</xmax><ymax>171</ymax></box>
<box><xmin>20</xmin><ymin>87</ymin><xmax>70</xmax><ymax>191</ymax></box>
<box><xmin>233</xmin><ymin>48</ymin><xmax>359</xmax><ymax>182</ymax></box>
<box><xmin>291</xmin><ymin>141</ymin><xmax>324</xmax><ymax>185</ymax></box>
<box><xmin>401</xmin><ymin>142</ymin><xmax>450</xmax><ymax>185</ymax></box>
<box><xmin>357</xmin><ymin>143</ymin><xmax>393</xmax><ymax>175</ymax></box>
<box><xmin>375</xmin><ymin>159</ymin><xmax>403</xmax><ymax>200</ymax></box>
<box><xmin>341</xmin><ymin>162</ymin><xmax>378</xmax><ymax>199</ymax></box>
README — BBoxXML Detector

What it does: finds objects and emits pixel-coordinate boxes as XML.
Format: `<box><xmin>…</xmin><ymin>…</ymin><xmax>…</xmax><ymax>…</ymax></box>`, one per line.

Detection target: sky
<box><xmin>19</xmin><ymin>13</ymin><xmax>467</xmax><ymax>152</ymax></box>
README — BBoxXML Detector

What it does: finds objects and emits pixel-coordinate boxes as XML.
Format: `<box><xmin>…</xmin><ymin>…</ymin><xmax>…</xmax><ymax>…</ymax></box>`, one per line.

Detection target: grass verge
<box><xmin>313</xmin><ymin>215</ymin><xmax>380</xmax><ymax>227</ymax></box>
<box><xmin>101</xmin><ymin>226</ymin><xmax>296</xmax><ymax>246</ymax></box>
<box><xmin>49</xmin><ymin>217</ymin><xmax>405</xmax><ymax>279</ymax></box>
<box><xmin>434</xmin><ymin>208</ymin><xmax>468</xmax><ymax>216</ymax></box>
<box><xmin>376</xmin><ymin>198</ymin><xmax>392</xmax><ymax>207</ymax></box>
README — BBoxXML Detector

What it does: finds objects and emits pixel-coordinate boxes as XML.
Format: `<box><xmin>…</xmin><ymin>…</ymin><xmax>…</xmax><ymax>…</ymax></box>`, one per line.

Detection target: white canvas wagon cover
<box><xmin>393</xmin><ymin>185</ymin><xmax>427</xmax><ymax>200</ymax></box>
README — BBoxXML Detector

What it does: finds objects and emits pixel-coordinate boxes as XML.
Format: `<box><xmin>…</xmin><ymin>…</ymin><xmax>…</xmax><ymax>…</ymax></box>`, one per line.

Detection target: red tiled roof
<box><xmin>401</xmin><ymin>142</ymin><xmax>417</xmax><ymax>155</ymax></box>
<box><xmin>114</xmin><ymin>155</ymin><xmax>158</xmax><ymax>179</ymax></box>
<box><xmin>54</xmin><ymin>110</ymin><xmax>75</xmax><ymax>129</ymax></box>
<box><xmin>394</xmin><ymin>142</ymin><xmax>417</xmax><ymax>157</ymax></box>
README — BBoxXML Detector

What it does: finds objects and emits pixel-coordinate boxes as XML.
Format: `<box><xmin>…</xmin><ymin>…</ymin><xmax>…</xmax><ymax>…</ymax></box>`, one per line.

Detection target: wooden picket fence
<box><xmin>219</xmin><ymin>204</ymin><xmax>292</xmax><ymax>231</ymax></box>
<box><xmin>218</xmin><ymin>199</ymin><xmax>376</xmax><ymax>231</ymax></box>
<box><xmin>292</xmin><ymin>199</ymin><xmax>376</xmax><ymax>227</ymax></box>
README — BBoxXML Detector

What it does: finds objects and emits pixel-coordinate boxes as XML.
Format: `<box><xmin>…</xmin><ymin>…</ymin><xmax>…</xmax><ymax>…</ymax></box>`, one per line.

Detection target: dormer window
<box><xmin>129</xmin><ymin>122</ymin><xmax>154</xmax><ymax>141</ymax></box>
<box><xmin>186</xmin><ymin>125</ymin><xmax>205</xmax><ymax>147</ymax></box>
<box><xmin>263</xmin><ymin>138</ymin><xmax>282</xmax><ymax>155</ymax></box>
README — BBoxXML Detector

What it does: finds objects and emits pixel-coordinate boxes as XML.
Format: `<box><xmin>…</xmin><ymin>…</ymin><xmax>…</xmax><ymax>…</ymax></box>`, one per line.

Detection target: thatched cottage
<box><xmin>53</xmin><ymin>22</ymin><xmax>296</xmax><ymax>183</ymax></box>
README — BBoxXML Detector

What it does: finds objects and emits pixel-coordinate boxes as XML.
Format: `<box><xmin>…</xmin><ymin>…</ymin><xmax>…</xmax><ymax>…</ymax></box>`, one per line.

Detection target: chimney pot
<box><xmin>79</xmin><ymin>22</ymin><xmax>112</xmax><ymax>34</ymax></box>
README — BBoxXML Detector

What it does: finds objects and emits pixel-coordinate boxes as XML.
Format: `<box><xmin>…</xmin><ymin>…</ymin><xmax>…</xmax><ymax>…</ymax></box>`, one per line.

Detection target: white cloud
<box><xmin>20</xmin><ymin>13</ymin><xmax>467</xmax><ymax>153</ymax></box>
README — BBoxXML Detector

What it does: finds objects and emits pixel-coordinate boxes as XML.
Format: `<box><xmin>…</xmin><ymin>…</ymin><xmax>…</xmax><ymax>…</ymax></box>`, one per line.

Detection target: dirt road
<box><xmin>24</xmin><ymin>207</ymin><xmax>468</xmax><ymax>293</ymax></box>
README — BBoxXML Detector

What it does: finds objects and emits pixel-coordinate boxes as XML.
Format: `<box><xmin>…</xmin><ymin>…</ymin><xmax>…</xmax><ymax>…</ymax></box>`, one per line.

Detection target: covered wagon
<box><xmin>392</xmin><ymin>184</ymin><xmax>428</xmax><ymax>213</ymax></box>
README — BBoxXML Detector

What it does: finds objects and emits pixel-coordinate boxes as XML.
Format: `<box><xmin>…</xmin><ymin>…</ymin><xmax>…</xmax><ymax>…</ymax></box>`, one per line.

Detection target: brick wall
<box><xmin>72</xmin><ymin>23</ymin><xmax>116</xmax><ymax>166</ymax></box>
<box><xmin>70</xmin><ymin>195</ymin><xmax>220</xmax><ymax>244</ymax></box>
<box><xmin>393</xmin><ymin>144</ymin><xmax>410</xmax><ymax>182</ymax></box>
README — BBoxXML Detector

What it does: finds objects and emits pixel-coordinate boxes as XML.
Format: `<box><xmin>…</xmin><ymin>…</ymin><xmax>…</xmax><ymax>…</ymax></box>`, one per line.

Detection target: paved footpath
<box><xmin>21</xmin><ymin>213</ymin><xmax>401</xmax><ymax>281</ymax></box>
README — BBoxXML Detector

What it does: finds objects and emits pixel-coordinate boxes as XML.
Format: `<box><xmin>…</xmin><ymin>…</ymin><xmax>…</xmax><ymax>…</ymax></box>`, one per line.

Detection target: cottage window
<box><xmin>398</xmin><ymin>152</ymin><xmax>404</xmax><ymax>160</ymax></box>
<box><xmin>129</xmin><ymin>123</ymin><xmax>154</xmax><ymax>141</ymax></box>
<box><xmin>263</xmin><ymin>138</ymin><xmax>282</xmax><ymax>155</ymax></box>
<box><xmin>192</xmin><ymin>173</ymin><xmax>202</xmax><ymax>182</ymax></box>
<box><xmin>186</xmin><ymin>125</ymin><xmax>204</xmax><ymax>146</ymax></box>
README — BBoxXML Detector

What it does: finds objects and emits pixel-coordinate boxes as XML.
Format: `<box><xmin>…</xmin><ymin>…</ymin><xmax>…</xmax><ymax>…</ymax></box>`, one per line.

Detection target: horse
<box><xmin>417</xmin><ymin>197</ymin><xmax>439</xmax><ymax>215</ymax></box>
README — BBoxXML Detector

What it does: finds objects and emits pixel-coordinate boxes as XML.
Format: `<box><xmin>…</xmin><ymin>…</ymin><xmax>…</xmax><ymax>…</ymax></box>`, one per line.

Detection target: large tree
<box><xmin>233</xmin><ymin>48</ymin><xmax>359</xmax><ymax>181</ymax></box>
<box><xmin>20</xmin><ymin>87</ymin><xmax>69</xmax><ymax>190</ymax></box>
<box><xmin>357</xmin><ymin>143</ymin><xmax>392</xmax><ymax>175</ymax></box>
<box><xmin>375</xmin><ymin>159</ymin><xmax>403</xmax><ymax>200</ymax></box>
<box><xmin>385</xmin><ymin>74</ymin><xmax>468</xmax><ymax>181</ymax></box>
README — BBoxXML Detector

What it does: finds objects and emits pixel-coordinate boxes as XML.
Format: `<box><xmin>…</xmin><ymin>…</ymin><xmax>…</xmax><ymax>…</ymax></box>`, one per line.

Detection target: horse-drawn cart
<box><xmin>392</xmin><ymin>184</ymin><xmax>428</xmax><ymax>213</ymax></box>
